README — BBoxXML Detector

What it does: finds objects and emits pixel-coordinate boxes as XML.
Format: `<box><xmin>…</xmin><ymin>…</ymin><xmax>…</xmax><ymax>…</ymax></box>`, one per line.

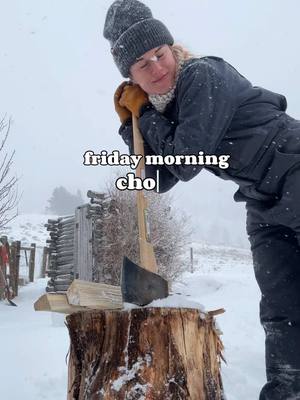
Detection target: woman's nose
<box><xmin>150</xmin><ymin>61</ymin><xmax>164</xmax><ymax>76</ymax></box>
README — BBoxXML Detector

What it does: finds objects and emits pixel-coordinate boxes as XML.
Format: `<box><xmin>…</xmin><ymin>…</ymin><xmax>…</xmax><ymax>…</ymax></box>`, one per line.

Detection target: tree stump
<box><xmin>66</xmin><ymin>308</ymin><xmax>224</xmax><ymax>400</ymax></box>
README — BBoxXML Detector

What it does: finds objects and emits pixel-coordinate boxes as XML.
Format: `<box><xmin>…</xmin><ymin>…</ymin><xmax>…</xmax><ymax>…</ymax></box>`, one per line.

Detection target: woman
<box><xmin>104</xmin><ymin>1</ymin><xmax>300</xmax><ymax>398</ymax></box>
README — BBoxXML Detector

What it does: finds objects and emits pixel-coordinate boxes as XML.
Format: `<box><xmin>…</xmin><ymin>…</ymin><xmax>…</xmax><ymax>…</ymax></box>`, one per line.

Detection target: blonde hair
<box><xmin>170</xmin><ymin>43</ymin><xmax>198</xmax><ymax>61</ymax></box>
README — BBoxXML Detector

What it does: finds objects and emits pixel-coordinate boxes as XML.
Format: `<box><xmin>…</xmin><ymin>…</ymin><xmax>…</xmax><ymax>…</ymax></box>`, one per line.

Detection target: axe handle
<box><xmin>132</xmin><ymin>114</ymin><xmax>158</xmax><ymax>273</ymax></box>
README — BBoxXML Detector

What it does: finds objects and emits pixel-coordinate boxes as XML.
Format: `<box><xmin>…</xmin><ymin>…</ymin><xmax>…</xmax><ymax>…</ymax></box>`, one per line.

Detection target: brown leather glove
<box><xmin>119</xmin><ymin>83</ymin><xmax>149</xmax><ymax>118</ymax></box>
<box><xmin>114</xmin><ymin>82</ymin><xmax>132</xmax><ymax>124</ymax></box>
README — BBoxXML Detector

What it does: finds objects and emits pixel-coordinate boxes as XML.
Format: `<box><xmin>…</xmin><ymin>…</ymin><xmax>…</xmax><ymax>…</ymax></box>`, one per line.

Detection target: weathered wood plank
<box><xmin>34</xmin><ymin>293</ymin><xmax>84</xmax><ymax>314</ymax></box>
<box><xmin>29</xmin><ymin>243</ymin><xmax>36</xmax><ymax>282</ymax></box>
<box><xmin>74</xmin><ymin>206</ymin><xmax>93</xmax><ymax>281</ymax></box>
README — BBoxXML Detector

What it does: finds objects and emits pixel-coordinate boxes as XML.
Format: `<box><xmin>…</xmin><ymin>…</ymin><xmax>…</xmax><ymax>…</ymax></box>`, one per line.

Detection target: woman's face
<box><xmin>129</xmin><ymin>45</ymin><xmax>177</xmax><ymax>95</ymax></box>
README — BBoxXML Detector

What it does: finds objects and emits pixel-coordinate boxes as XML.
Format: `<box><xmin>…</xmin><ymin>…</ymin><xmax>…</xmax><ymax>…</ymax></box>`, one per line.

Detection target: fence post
<box><xmin>8</xmin><ymin>240</ymin><xmax>21</xmax><ymax>297</ymax></box>
<box><xmin>41</xmin><ymin>247</ymin><xmax>48</xmax><ymax>278</ymax></box>
<box><xmin>190</xmin><ymin>247</ymin><xmax>194</xmax><ymax>273</ymax></box>
<box><xmin>24</xmin><ymin>249</ymin><xmax>29</xmax><ymax>266</ymax></box>
<box><xmin>29</xmin><ymin>243</ymin><xmax>36</xmax><ymax>282</ymax></box>
<box><xmin>15</xmin><ymin>241</ymin><xmax>21</xmax><ymax>295</ymax></box>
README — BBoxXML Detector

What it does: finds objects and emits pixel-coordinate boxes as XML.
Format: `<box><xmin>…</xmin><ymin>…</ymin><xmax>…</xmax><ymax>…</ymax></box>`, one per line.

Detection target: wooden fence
<box><xmin>44</xmin><ymin>190</ymin><xmax>115</xmax><ymax>292</ymax></box>
<box><xmin>0</xmin><ymin>237</ymin><xmax>37</xmax><ymax>300</ymax></box>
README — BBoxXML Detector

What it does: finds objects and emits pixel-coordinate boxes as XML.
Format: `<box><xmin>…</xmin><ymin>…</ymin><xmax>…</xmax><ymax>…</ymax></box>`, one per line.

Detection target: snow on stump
<box><xmin>66</xmin><ymin>307</ymin><xmax>224</xmax><ymax>399</ymax></box>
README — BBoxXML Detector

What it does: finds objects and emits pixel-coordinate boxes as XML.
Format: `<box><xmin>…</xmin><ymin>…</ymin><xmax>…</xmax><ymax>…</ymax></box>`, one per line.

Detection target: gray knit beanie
<box><xmin>103</xmin><ymin>0</ymin><xmax>174</xmax><ymax>77</ymax></box>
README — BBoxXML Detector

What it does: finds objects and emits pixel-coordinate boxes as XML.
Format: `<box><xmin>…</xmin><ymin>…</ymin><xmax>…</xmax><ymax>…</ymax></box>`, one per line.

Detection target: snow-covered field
<box><xmin>0</xmin><ymin>215</ymin><xmax>265</xmax><ymax>400</ymax></box>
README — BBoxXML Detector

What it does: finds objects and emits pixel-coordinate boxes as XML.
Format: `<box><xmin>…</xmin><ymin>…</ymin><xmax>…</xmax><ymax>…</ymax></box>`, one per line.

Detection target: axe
<box><xmin>121</xmin><ymin>115</ymin><xmax>169</xmax><ymax>306</ymax></box>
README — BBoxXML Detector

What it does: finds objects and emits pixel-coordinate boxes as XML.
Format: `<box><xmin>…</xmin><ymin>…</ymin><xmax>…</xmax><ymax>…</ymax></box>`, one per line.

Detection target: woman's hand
<box><xmin>119</xmin><ymin>83</ymin><xmax>149</xmax><ymax>118</ymax></box>
<box><xmin>114</xmin><ymin>82</ymin><xmax>132</xmax><ymax>124</ymax></box>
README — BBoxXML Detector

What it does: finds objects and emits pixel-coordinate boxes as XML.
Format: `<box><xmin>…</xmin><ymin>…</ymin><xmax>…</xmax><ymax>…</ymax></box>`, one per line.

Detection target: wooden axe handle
<box><xmin>132</xmin><ymin>114</ymin><xmax>158</xmax><ymax>273</ymax></box>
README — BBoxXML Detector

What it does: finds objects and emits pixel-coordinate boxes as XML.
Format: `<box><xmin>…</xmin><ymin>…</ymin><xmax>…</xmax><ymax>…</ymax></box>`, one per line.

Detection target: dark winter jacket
<box><xmin>119</xmin><ymin>56</ymin><xmax>300</xmax><ymax>201</ymax></box>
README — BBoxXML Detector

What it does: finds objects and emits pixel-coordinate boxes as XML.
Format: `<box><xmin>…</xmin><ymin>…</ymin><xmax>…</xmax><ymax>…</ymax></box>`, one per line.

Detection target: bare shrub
<box><xmin>0</xmin><ymin>117</ymin><xmax>18</xmax><ymax>229</ymax></box>
<box><xmin>97</xmin><ymin>168</ymin><xmax>192</xmax><ymax>285</ymax></box>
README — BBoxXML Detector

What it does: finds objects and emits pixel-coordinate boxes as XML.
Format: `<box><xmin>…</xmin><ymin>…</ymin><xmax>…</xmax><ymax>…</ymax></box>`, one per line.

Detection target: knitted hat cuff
<box><xmin>111</xmin><ymin>18</ymin><xmax>174</xmax><ymax>77</ymax></box>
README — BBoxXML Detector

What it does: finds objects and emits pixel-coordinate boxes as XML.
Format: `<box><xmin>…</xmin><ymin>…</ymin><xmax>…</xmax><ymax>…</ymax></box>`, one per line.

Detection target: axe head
<box><xmin>7</xmin><ymin>298</ymin><xmax>17</xmax><ymax>307</ymax></box>
<box><xmin>121</xmin><ymin>256</ymin><xmax>169</xmax><ymax>306</ymax></box>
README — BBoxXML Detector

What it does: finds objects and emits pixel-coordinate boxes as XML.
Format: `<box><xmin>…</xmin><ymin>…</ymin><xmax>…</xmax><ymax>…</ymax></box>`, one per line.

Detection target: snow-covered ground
<box><xmin>0</xmin><ymin>279</ymin><xmax>69</xmax><ymax>400</ymax></box>
<box><xmin>0</xmin><ymin>219</ymin><xmax>265</xmax><ymax>399</ymax></box>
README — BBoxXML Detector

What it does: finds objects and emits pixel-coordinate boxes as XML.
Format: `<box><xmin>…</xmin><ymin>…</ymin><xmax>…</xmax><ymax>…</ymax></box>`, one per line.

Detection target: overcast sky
<box><xmin>1</xmin><ymin>0</ymin><xmax>299</xmax><ymax>246</ymax></box>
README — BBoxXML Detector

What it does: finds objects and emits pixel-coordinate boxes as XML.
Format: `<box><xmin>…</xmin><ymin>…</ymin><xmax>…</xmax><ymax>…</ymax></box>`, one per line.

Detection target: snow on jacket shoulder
<box><xmin>119</xmin><ymin>56</ymin><xmax>288</xmax><ymax>193</ymax></box>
